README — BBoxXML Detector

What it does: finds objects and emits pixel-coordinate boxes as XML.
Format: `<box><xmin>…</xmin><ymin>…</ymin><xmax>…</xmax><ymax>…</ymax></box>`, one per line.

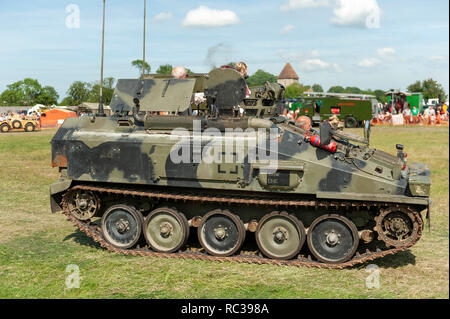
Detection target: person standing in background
<box><xmin>411</xmin><ymin>105</ymin><xmax>419</xmax><ymax>123</ymax></box>
<box><xmin>403</xmin><ymin>107</ymin><xmax>411</xmax><ymax>124</ymax></box>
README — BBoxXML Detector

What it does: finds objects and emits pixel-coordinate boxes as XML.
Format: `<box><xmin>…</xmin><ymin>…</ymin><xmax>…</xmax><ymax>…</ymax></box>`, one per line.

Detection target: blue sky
<box><xmin>0</xmin><ymin>0</ymin><xmax>448</xmax><ymax>101</ymax></box>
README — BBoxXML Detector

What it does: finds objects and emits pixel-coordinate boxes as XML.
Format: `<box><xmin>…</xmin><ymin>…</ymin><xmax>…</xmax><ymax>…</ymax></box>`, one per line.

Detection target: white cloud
<box><xmin>358</xmin><ymin>58</ymin><xmax>381</xmax><ymax>68</ymax></box>
<box><xmin>279</xmin><ymin>49</ymin><xmax>342</xmax><ymax>72</ymax></box>
<box><xmin>331</xmin><ymin>63</ymin><xmax>344</xmax><ymax>72</ymax></box>
<box><xmin>281</xmin><ymin>0</ymin><xmax>330</xmax><ymax>11</ymax></box>
<box><xmin>358</xmin><ymin>47</ymin><xmax>396</xmax><ymax>69</ymax></box>
<box><xmin>300</xmin><ymin>59</ymin><xmax>343</xmax><ymax>72</ymax></box>
<box><xmin>300</xmin><ymin>59</ymin><xmax>330</xmax><ymax>71</ymax></box>
<box><xmin>331</xmin><ymin>0</ymin><xmax>381</xmax><ymax>29</ymax></box>
<box><xmin>154</xmin><ymin>12</ymin><xmax>173</xmax><ymax>22</ymax></box>
<box><xmin>279</xmin><ymin>49</ymin><xmax>320</xmax><ymax>61</ymax></box>
<box><xmin>280</xmin><ymin>24</ymin><xmax>295</xmax><ymax>34</ymax></box>
<box><xmin>182</xmin><ymin>6</ymin><xmax>240</xmax><ymax>28</ymax></box>
<box><xmin>429</xmin><ymin>55</ymin><xmax>447</xmax><ymax>63</ymax></box>
<box><xmin>309</xmin><ymin>49</ymin><xmax>320</xmax><ymax>57</ymax></box>
<box><xmin>377</xmin><ymin>47</ymin><xmax>396</xmax><ymax>59</ymax></box>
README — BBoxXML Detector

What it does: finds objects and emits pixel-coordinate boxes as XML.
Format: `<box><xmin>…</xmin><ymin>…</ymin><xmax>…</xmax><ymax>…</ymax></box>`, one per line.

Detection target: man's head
<box><xmin>328</xmin><ymin>115</ymin><xmax>340</xmax><ymax>129</ymax></box>
<box><xmin>172</xmin><ymin>66</ymin><xmax>187</xmax><ymax>79</ymax></box>
<box><xmin>296</xmin><ymin>115</ymin><xmax>312</xmax><ymax>131</ymax></box>
<box><xmin>235</xmin><ymin>62</ymin><xmax>248</xmax><ymax>78</ymax></box>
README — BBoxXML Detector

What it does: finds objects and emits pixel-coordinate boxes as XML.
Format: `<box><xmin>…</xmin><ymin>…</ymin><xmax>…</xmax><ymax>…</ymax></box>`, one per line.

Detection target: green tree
<box><xmin>36</xmin><ymin>86</ymin><xmax>59</xmax><ymax>105</ymax></box>
<box><xmin>156</xmin><ymin>64</ymin><xmax>173</xmax><ymax>74</ymax></box>
<box><xmin>312</xmin><ymin>84</ymin><xmax>324</xmax><ymax>92</ymax></box>
<box><xmin>246</xmin><ymin>69</ymin><xmax>277</xmax><ymax>87</ymax></box>
<box><xmin>407</xmin><ymin>78</ymin><xmax>448</xmax><ymax>101</ymax></box>
<box><xmin>373</xmin><ymin>89</ymin><xmax>387</xmax><ymax>104</ymax></box>
<box><xmin>422</xmin><ymin>79</ymin><xmax>447</xmax><ymax>101</ymax></box>
<box><xmin>422</xmin><ymin>78</ymin><xmax>447</xmax><ymax>101</ymax></box>
<box><xmin>1</xmin><ymin>83</ymin><xmax>26</xmax><ymax>106</ymax></box>
<box><xmin>66</xmin><ymin>81</ymin><xmax>92</xmax><ymax>106</ymax></box>
<box><xmin>131</xmin><ymin>59</ymin><xmax>151</xmax><ymax>74</ymax></box>
<box><xmin>88</xmin><ymin>77</ymin><xmax>116</xmax><ymax>105</ymax></box>
<box><xmin>328</xmin><ymin>86</ymin><xmax>345</xmax><ymax>93</ymax></box>
<box><xmin>0</xmin><ymin>78</ymin><xmax>58</xmax><ymax>106</ymax></box>
<box><xmin>59</xmin><ymin>97</ymin><xmax>74</xmax><ymax>106</ymax></box>
<box><xmin>284</xmin><ymin>83</ymin><xmax>306</xmax><ymax>99</ymax></box>
<box><xmin>344</xmin><ymin>86</ymin><xmax>362</xmax><ymax>94</ymax></box>
<box><xmin>407</xmin><ymin>81</ymin><xmax>422</xmax><ymax>93</ymax></box>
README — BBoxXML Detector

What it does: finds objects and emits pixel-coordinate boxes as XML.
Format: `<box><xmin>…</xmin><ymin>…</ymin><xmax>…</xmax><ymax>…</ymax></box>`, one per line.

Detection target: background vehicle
<box><xmin>290</xmin><ymin>92</ymin><xmax>376</xmax><ymax>128</ymax></box>
<box><xmin>424</xmin><ymin>98</ymin><xmax>439</xmax><ymax>109</ymax></box>
<box><xmin>0</xmin><ymin>118</ymin><xmax>40</xmax><ymax>133</ymax></box>
<box><xmin>385</xmin><ymin>90</ymin><xmax>424</xmax><ymax>112</ymax></box>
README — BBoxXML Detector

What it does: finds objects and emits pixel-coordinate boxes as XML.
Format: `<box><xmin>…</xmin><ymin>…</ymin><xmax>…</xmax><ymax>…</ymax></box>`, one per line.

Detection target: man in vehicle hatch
<box><xmin>172</xmin><ymin>66</ymin><xmax>187</xmax><ymax>79</ymax></box>
<box><xmin>221</xmin><ymin>61</ymin><xmax>250</xmax><ymax>117</ymax></box>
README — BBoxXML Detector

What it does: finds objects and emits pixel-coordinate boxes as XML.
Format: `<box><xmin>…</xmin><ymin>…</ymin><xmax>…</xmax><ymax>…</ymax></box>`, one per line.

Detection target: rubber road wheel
<box><xmin>12</xmin><ymin>120</ymin><xmax>22</xmax><ymax>129</ymax></box>
<box><xmin>256</xmin><ymin>212</ymin><xmax>306</xmax><ymax>260</ymax></box>
<box><xmin>0</xmin><ymin>124</ymin><xmax>10</xmax><ymax>133</ymax></box>
<box><xmin>307</xmin><ymin>214</ymin><xmax>359</xmax><ymax>264</ymax></box>
<box><xmin>144</xmin><ymin>207</ymin><xmax>189</xmax><ymax>253</ymax></box>
<box><xmin>198</xmin><ymin>210</ymin><xmax>245</xmax><ymax>257</ymax></box>
<box><xmin>101</xmin><ymin>204</ymin><xmax>144</xmax><ymax>249</ymax></box>
<box><xmin>24</xmin><ymin>122</ymin><xmax>35</xmax><ymax>132</ymax></box>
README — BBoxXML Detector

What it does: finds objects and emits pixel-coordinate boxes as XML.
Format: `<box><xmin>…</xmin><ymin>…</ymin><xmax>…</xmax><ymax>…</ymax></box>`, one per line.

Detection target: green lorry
<box><xmin>289</xmin><ymin>92</ymin><xmax>377</xmax><ymax>128</ymax></box>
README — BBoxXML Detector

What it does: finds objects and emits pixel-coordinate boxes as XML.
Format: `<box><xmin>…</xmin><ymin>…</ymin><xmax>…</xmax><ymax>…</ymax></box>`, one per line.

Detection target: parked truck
<box><xmin>290</xmin><ymin>92</ymin><xmax>377</xmax><ymax>128</ymax></box>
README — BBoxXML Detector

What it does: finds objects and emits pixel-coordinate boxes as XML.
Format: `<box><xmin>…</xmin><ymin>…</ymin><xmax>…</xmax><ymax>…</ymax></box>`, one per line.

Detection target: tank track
<box><xmin>60</xmin><ymin>184</ymin><xmax>423</xmax><ymax>269</ymax></box>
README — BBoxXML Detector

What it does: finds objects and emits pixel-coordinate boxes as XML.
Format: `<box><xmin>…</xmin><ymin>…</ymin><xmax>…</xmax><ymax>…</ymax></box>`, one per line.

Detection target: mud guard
<box><xmin>426</xmin><ymin>198</ymin><xmax>432</xmax><ymax>232</ymax></box>
<box><xmin>50</xmin><ymin>179</ymin><xmax>73</xmax><ymax>213</ymax></box>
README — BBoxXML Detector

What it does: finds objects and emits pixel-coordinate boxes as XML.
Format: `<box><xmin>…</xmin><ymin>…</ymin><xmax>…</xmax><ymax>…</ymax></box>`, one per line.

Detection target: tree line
<box><xmin>0</xmin><ymin>78</ymin><xmax>59</xmax><ymax>106</ymax></box>
<box><xmin>1</xmin><ymin>61</ymin><xmax>447</xmax><ymax>106</ymax></box>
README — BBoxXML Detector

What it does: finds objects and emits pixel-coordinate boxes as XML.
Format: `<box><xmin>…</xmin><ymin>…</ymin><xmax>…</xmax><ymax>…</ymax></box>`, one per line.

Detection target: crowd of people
<box><xmin>373</xmin><ymin>102</ymin><xmax>449</xmax><ymax>126</ymax></box>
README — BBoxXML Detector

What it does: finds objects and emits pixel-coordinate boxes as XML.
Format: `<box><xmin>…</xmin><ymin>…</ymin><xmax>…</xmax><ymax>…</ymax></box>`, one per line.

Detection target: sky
<box><xmin>0</xmin><ymin>0</ymin><xmax>448</xmax><ymax>101</ymax></box>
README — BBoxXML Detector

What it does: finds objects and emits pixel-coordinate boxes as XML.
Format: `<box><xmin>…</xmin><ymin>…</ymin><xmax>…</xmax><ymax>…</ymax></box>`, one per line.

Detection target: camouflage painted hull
<box><xmin>49</xmin><ymin>115</ymin><xmax>431</xmax><ymax>267</ymax></box>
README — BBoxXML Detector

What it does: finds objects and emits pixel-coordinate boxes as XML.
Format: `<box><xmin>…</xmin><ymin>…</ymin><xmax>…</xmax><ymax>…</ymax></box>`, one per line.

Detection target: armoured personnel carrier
<box><xmin>49</xmin><ymin>67</ymin><xmax>431</xmax><ymax>268</ymax></box>
<box><xmin>1</xmin><ymin>117</ymin><xmax>39</xmax><ymax>133</ymax></box>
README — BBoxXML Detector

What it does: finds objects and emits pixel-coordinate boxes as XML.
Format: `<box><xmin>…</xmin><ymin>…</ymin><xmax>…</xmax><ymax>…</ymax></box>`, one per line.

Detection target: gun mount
<box><xmin>110</xmin><ymin>67</ymin><xmax>284</xmax><ymax>120</ymax></box>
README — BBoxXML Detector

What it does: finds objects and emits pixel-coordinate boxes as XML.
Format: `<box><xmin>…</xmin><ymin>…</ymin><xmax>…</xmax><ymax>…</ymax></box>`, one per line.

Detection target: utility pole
<box><xmin>142</xmin><ymin>0</ymin><xmax>147</xmax><ymax>78</ymax></box>
<box><xmin>98</xmin><ymin>0</ymin><xmax>106</xmax><ymax>116</ymax></box>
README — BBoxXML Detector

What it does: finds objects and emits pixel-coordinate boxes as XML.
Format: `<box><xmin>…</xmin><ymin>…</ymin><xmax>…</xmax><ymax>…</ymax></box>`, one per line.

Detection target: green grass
<box><xmin>0</xmin><ymin>127</ymin><xmax>448</xmax><ymax>299</ymax></box>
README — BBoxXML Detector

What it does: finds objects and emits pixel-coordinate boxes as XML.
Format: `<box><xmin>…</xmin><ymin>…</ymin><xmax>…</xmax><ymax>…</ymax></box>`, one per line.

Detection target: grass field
<box><xmin>0</xmin><ymin>126</ymin><xmax>448</xmax><ymax>299</ymax></box>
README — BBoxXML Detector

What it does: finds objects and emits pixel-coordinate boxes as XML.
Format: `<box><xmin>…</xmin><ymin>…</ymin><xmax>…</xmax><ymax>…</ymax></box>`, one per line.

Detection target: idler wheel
<box><xmin>101</xmin><ymin>204</ymin><xmax>144</xmax><ymax>249</ymax></box>
<box><xmin>256</xmin><ymin>212</ymin><xmax>306</xmax><ymax>260</ymax></box>
<box><xmin>307</xmin><ymin>214</ymin><xmax>359</xmax><ymax>263</ymax></box>
<box><xmin>67</xmin><ymin>190</ymin><xmax>100</xmax><ymax>221</ymax></box>
<box><xmin>144</xmin><ymin>207</ymin><xmax>189</xmax><ymax>253</ymax></box>
<box><xmin>197</xmin><ymin>209</ymin><xmax>245</xmax><ymax>257</ymax></box>
<box><xmin>374</xmin><ymin>207</ymin><xmax>420</xmax><ymax>247</ymax></box>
